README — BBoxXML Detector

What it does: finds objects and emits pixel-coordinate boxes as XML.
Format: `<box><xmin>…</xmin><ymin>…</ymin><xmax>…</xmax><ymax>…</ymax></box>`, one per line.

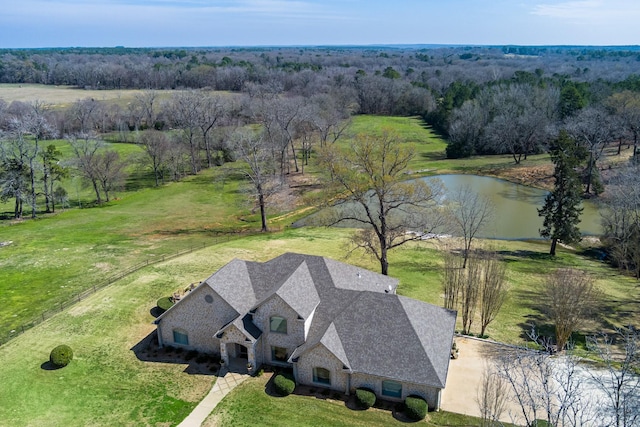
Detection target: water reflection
<box><xmin>293</xmin><ymin>174</ymin><xmax>601</xmax><ymax>240</ymax></box>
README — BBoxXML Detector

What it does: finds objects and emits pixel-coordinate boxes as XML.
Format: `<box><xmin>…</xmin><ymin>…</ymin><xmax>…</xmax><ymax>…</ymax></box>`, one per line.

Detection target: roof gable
<box><xmin>205</xmin><ymin>258</ymin><xmax>255</xmax><ymax>313</ymax></box>
<box><xmin>276</xmin><ymin>261</ymin><xmax>320</xmax><ymax>319</ymax></box>
<box><xmin>319</xmin><ymin>322</ymin><xmax>350</xmax><ymax>368</ymax></box>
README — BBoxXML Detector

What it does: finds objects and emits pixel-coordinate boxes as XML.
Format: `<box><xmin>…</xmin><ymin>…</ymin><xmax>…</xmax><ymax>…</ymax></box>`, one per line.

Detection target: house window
<box><xmin>382</xmin><ymin>380</ymin><xmax>402</xmax><ymax>398</ymax></box>
<box><xmin>312</xmin><ymin>367</ymin><xmax>331</xmax><ymax>385</ymax></box>
<box><xmin>270</xmin><ymin>316</ymin><xmax>287</xmax><ymax>334</ymax></box>
<box><xmin>173</xmin><ymin>329</ymin><xmax>189</xmax><ymax>345</ymax></box>
<box><xmin>271</xmin><ymin>346</ymin><xmax>288</xmax><ymax>363</ymax></box>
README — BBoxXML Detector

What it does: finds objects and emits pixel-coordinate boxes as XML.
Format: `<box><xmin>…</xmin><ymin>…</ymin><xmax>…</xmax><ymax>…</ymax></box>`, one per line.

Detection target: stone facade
<box><xmin>219</xmin><ymin>324</ymin><xmax>258</xmax><ymax>368</ymax></box>
<box><xmin>252</xmin><ymin>295</ymin><xmax>305</xmax><ymax>366</ymax></box>
<box><xmin>350</xmin><ymin>372</ymin><xmax>441</xmax><ymax>410</ymax></box>
<box><xmin>295</xmin><ymin>344</ymin><xmax>349</xmax><ymax>393</ymax></box>
<box><xmin>157</xmin><ymin>285</ymin><xmax>236</xmax><ymax>354</ymax></box>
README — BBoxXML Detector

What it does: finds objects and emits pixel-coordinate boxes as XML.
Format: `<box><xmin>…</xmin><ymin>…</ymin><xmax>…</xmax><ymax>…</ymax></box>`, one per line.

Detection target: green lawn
<box><xmin>0</xmin><ymin>227</ymin><xmax>636</xmax><ymax>426</ymax></box>
<box><xmin>206</xmin><ymin>374</ymin><xmax>487</xmax><ymax>427</ymax></box>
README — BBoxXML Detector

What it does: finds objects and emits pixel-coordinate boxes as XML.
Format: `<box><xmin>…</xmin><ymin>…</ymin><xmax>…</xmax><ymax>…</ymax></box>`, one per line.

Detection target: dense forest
<box><xmin>1</xmin><ymin>45</ymin><xmax>639</xmax><ymax>276</ymax></box>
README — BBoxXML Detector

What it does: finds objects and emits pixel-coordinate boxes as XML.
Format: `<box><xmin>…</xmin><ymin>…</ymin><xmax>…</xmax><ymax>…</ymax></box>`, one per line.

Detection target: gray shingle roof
<box><xmin>328</xmin><ymin>292</ymin><xmax>455</xmax><ymax>388</ymax></box>
<box><xmin>275</xmin><ymin>261</ymin><xmax>320</xmax><ymax>320</ymax></box>
<box><xmin>204</xmin><ymin>252</ymin><xmax>456</xmax><ymax>389</ymax></box>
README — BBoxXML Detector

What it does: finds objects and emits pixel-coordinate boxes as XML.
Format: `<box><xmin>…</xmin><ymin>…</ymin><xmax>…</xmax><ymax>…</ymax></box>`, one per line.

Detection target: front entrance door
<box><xmin>235</xmin><ymin>343</ymin><xmax>248</xmax><ymax>359</ymax></box>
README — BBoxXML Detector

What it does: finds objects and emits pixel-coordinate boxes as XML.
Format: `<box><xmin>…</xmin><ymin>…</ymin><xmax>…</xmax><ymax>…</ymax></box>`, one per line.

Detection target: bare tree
<box><xmin>587</xmin><ymin>328</ymin><xmax>640</xmax><ymax>427</ymax></box>
<box><xmin>309</xmin><ymin>93</ymin><xmax>352</xmax><ymax>147</ymax></box>
<box><xmin>169</xmin><ymin>90</ymin><xmax>203</xmax><ymax>174</ymax></box>
<box><xmin>459</xmin><ymin>253</ymin><xmax>481</xmax><ymax>334</ymax></box>
<box><xmin>68</xmin><ymin>98</ymin><xmax>101</xmax><ymax>134</ymax></box>
<box><xmin>449</xmin><ymin>184</ymin><xmax>494</xmax><ymax>268</ymax></box>
<box><xmin>495</xmin><ymin>333</ymin><xmax>595</xmax><ymax>427</ymax></box>
<box><xmin>540</xmin><ymin>268</ymin><xmax>600</xmax><ymax>352</ymax></box>
<box><xmin>606</xmin><ymin>91</ymin><xmax>640</xmax><ymax>160</ymax></box>
<box><xmin>601</xmin><ymin>164</ymin><xmax>640</xmax><ymax>279</ymax></box>
<box><xmin>318</xmin><ymin>131</ymin><xmax>445</xmax><ymax>275</ymax></box>
<box><xmin>196</xmin><ymin>93</ymin><xmax>228</xmax><ymax>168</ymax></box>
<box><xmin>442</xmin><ymin>250</ymin><xmax>464</xmax><ymax>310</ymax></box>
<box><xmin>132</xmin><ymin>90</ymin><xmax>159</xmax><ymax>130</ymax></box>
<box><xmin>565</xmin><ymin>106</ymin><xmax>614</xmax><ymax>195</ymax></box>
<box><xmin>94</xmin><ymin>150</ymin><xmax>127</xmax><ymax>202</ymax></box>
<box><xmin>68</xmin><ymin>133</ymin><xmax>105</xmax><ymax>204</ymax></box>
<box><xmin>138</xmin><ymin>129</ymin><xmax>169</xmax><ymax>186</ymax></box>
<box><xmin>477</xmin><ymin>363</ymin><xmax>509</xmax><ymax>427</ymax></box>
<box><xmin>41</xmin><ymin>144</ymin><xmax>67</xmax><ymax>213</ymax></box>
<box><xmin>230</xmin><ymin>128</ymin><xmax>280</xmax><ymax>232</ymax></box>
<box><xmin>0</xmin><ymin>132</ymin><xmax>30</xmax><ymax>218</ymax></box>
<box><xmin>24</xmin><ymin>101</ymin><xmax>54</xmax><ymax>218</ymax></box>
<box><xmin>478</xmin><ymin>252</ymin><xmax>508</xmax><ymax>337</ymax></box>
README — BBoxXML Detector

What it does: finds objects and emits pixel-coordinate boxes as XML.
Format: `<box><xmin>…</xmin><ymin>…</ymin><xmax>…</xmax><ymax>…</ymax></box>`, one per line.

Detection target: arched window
<box><xmin>173</xmin><ymin>328</ymin><xmax>189</xmax><ymax>345</ymax></box>
<box><xmin>312</xmin><ymin>367</ymin><xmax>331</xmax><ymax>385</ymax></box>
<box><xmin>270</xmin><ymin>316</ymin><xmax>287</xmax><ymax>334</ymax></box>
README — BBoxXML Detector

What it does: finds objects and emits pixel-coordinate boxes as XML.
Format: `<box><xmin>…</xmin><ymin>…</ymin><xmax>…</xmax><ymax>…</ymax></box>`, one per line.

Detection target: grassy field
<box><xmin>0</xmin><ymin>84</ymin><xmax>174</xmax><ymax>109</ymax></box>
<box><xmin>0</xmin><ymin>165</ymin><xmax>258</xmax><ymax>339</ymax></box>
<box><xmin>1</xmin><ymin>228</ymin><xmax>631</xmax><ymax>426</ymax></box>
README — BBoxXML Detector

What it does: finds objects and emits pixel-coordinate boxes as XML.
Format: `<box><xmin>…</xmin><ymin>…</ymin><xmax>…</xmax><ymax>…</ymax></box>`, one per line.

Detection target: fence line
<box><xmin>0</xmin><ymin>232</ymin><xmax>244</xmax><ymax>347</ymax></box>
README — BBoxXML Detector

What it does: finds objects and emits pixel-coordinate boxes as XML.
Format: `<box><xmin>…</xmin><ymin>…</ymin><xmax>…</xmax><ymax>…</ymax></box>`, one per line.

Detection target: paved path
<box><xmin>177</xmin><ymin>368</ymin><xmax>249</xmax><ymax>427</ymax></box>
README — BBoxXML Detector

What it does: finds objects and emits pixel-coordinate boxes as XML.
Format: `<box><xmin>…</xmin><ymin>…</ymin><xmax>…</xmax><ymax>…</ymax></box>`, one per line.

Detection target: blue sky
<box><xmin>1</xmin><ymin>0</ymin><xmax>638</xmax><ymax>48</ymax></box>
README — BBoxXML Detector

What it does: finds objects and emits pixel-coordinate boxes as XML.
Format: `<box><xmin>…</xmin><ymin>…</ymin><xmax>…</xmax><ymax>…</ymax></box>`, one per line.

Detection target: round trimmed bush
<box><xmin>404</xmin><ymin>395</ymin><xmax>428</xmax><ymax>421</ymax></box>
<box><xmin>156</xmin><ymin>296</ymin><xmax>174</xmax><ymax>313</ymax></box>
<box><xmin>273</xmin><ymin>372</ymin><xmax>296</xmax><ymax>396</ymax></box>
<box><xmin>50</xmin><ymin>344</ymin><xmax>73</xmax><ymax>368</ymax></box>
<box><xmin>355</xmin><ymin>387</ymin><xmax>376</xmax><ymax>409</ymax></box>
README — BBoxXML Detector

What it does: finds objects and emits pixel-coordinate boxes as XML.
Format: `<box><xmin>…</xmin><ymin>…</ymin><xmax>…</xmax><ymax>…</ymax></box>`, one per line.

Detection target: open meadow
<box><xmin>0</xmin><ymin>84</ymin><xmax>175</xmax><ymax>109</ymax></box>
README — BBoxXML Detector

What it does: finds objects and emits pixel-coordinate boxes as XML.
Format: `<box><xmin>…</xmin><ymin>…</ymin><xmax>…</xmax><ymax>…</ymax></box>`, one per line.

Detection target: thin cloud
<box><xmin>532</xmin><ymin>0</ymin><xmax>640</xmax><ymax>19</ymax></box>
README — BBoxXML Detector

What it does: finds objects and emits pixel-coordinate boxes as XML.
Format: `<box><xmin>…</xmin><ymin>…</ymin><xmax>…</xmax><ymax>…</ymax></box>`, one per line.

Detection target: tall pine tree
<box><xmin>538</xmin><ymin>130</ymin><xmax>587</xmax><ymax>256</ymax></box>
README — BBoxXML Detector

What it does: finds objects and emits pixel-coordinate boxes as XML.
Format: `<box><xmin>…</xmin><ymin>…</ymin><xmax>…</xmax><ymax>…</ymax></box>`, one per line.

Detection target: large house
<box><xmin>154</xmin><ymin>253</ymin><xmax>456</xmax><ymax>409</ymax></box>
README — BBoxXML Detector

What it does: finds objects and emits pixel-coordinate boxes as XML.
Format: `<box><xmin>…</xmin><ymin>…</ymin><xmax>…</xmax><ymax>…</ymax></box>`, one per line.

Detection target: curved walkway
<box><xmin>177</xmin><ymin>368</ymin><xmax>249</xmax><ymax>427</ymax></box>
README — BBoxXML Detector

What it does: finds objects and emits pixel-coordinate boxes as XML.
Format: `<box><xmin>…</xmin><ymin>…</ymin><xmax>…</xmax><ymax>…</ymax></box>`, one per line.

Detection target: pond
<box><xmin>431</xmin><ymin>174</ymin><xmax>601</xmax><ymax>240</ymax></box>
<box><xmin>293</xmin><ymin>174</ymin><xmax>601</xmax><ymax>240</ymax></box>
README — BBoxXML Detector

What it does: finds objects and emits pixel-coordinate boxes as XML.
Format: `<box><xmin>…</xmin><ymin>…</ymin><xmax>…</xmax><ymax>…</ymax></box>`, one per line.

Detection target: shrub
<box><xmin>355</xmin><ymin>388</ymin><xmax>376</xmax><ymax>409</ymax></box>
<box><xmin>49</xmin><ymin>344</ymin><xmax>73</xmax><ymax>368</ymax></box>
<box><xmin>404</xmin><ymin>395</ymin><xmax>428</xmax><ymax>421</ymax></box>
<box><xmin>156</xmin><ymin>296</ymin><xmax>174</xmax><ymax>313</ymax></box>
<box><xmin>273</xmin><ymin>372</ymin><xmax>296</xmax><ymax>396</ymax></box>
<box><xmin>185</xmin><ymin>349</ymin><xmax>198</xmax><ymax>361</ymax></box>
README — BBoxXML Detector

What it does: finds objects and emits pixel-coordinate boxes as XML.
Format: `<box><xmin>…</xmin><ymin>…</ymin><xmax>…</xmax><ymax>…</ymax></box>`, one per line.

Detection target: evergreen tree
<box><xmin>538</xmin><ymin>131</ymin><xmax>587</xmax><ymax>256</ymax></box>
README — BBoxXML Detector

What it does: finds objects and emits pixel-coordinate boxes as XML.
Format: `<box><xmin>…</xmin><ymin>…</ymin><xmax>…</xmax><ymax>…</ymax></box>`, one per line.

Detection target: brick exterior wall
<box><xmin>252</xmin><ymin>295</ymin><xmax>305</xmax><ymax>366</ymax></box>
<box><xmin>157</xmin><ymin>285</ymin><xmax>236</xmax><ymax>354</ymax></box>
<box><xmin>295</xmin><ymin>344</ymin><xmax>348</xmax><ymax>393</ymax></box>
<box><xmin>350</xmin><ymin>372</ymin><xmax>441</xmax><ymax>410</ymax></box>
